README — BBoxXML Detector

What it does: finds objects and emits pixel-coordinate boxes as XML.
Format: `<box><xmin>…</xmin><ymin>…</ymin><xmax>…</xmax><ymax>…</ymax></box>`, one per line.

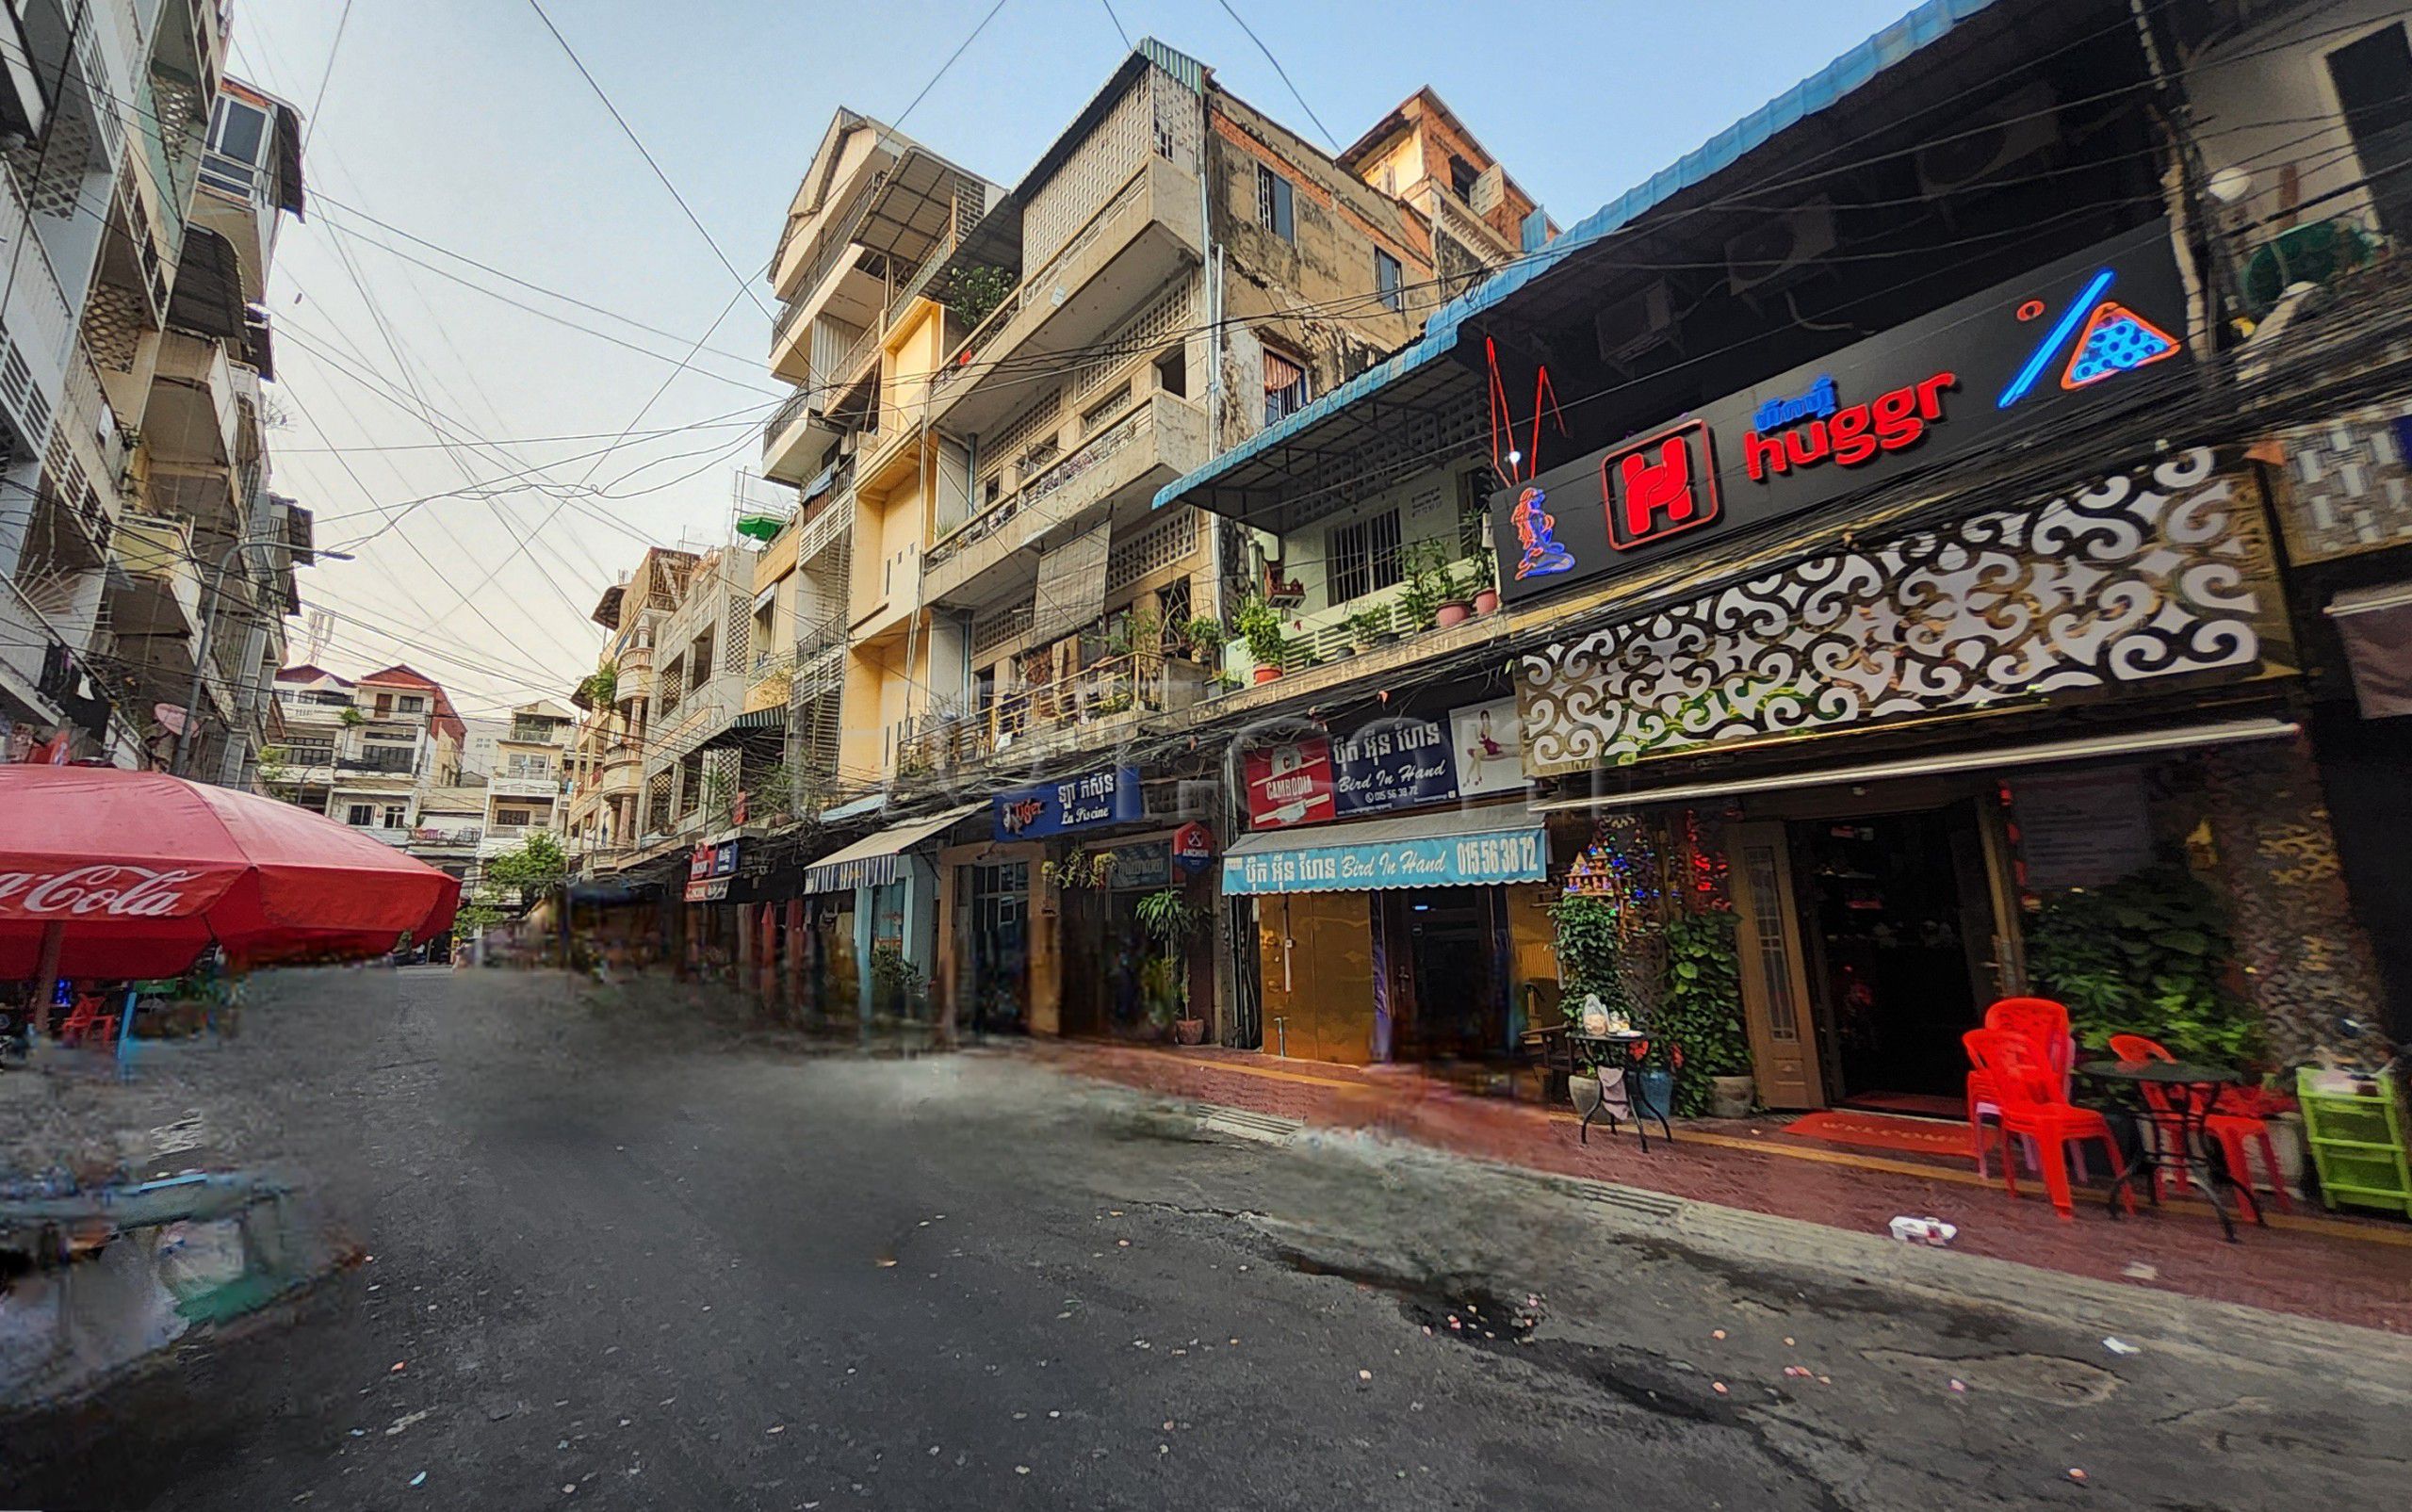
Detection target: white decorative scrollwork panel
<box><xmin>1516</xmin><ymin>449</ymin><xmax>2281</xmax><ymax>776</ymax></box>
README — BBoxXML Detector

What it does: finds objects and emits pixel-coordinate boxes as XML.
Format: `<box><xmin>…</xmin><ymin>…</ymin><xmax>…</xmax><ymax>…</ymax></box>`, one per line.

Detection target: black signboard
<box><xmin>1491</xmin><ymin>221</ymin><xmax>2192</xmax><ymax>605</ymax></box>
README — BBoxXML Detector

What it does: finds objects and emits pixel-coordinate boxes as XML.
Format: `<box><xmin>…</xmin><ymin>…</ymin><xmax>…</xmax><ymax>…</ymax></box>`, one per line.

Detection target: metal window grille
<box><xmin>1324</xmin><ymin>510</ymin><xmax>1402</xmax><ymax>605</ymax></box>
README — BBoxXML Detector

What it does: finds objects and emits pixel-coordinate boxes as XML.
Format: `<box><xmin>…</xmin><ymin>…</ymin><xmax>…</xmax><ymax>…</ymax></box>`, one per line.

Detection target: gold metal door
<box><xmin>1255</xmin><ymin>892</ymin><xmax>1377</xmax><ymax>1064</ymax></box>
<box><xmin>1727</xmin><ymin>821</ymin><xmax>1827</xmax><ymax>1110</ymax></box>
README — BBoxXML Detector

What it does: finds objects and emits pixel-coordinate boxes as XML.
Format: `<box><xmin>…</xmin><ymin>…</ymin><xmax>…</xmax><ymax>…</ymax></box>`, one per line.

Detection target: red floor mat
<box><xmin>1785</xmin><ymin>1109</ymin><xmax>1974</xmax><ymax>1158</ymax></box>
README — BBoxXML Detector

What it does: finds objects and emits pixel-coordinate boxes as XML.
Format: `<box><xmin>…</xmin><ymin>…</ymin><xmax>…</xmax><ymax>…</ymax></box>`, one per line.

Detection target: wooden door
<box><xmin>1727</xmin><ymin>821</ymin><xmax>1827</xmax><ymax>1110</ymax></box>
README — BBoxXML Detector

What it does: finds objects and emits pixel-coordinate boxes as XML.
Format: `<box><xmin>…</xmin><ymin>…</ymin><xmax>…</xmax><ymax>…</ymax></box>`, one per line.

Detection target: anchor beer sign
<box><xmin>1494</xmin><ymin>221</ymin><xmax>2191</xmax><ymax>605</ymax></box>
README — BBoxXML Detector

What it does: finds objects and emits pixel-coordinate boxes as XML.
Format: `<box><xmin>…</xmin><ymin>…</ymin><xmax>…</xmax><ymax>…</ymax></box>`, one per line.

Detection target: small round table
<box><xmin>2078</xmin><ymin>1058</ymin><xmax>2254</xmax><ymax>1243</ymax></box>
<box><xmin>1572</xmin><ymin>1031</ymin><xmax>1673</xmax><ymax>1150</ymax></box>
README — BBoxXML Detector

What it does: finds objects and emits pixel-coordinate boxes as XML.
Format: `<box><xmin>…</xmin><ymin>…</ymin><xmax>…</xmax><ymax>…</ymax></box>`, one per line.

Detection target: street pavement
<box><xmin>3</xmin><ymin>967</ymin><xmax>2406</xmax><ymax>1509</ymax></box>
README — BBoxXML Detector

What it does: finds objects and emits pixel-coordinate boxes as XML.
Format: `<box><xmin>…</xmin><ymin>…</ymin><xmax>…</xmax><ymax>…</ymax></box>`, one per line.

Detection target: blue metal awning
<box><xmin>1222</xmin><ymin>804</ymin><xmax>1547</xmax><ymax>896</ymax></box>
<box><xmin>1152</xmin><ymin>0</ymin><xmax>2001</xmax><ymax>529</ymax></box>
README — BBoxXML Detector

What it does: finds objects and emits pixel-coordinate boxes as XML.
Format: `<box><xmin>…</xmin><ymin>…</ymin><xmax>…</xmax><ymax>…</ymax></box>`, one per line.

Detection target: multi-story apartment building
<box><xmin>476</xmin><ymin>699</ymin><xmax>574</xmax><ymax>866</ymax></box>
<box><xmin>660</xmin><ymin>41</ymin><xmax>1549</xmax><ymax>1029</ymax></box>
<box><xmin>0</xmin><ymin>0</ymin><xmax>253</xmax><ymax>769</ymax></box>
<box><xmin>562</xmin><ymin>545</ymin><xmax>759</xmax><ymax>863</ymax></box>
<box><xmin>758</xmin><ymin>112</ymin><xmax>998</xmax><ymax>811</ymax></box>
<box><xmin>565</xmin><ymin>546</ymin><xmax>692</xmax><ymax>858</ymax></box>
<box><xmin>110</xmin><ymin>75</ymin><xmax>310</xmax><ymax>788</ymax></box>
<box><xmin>268</xmin><ymin>662</ymin><xmax>464</xmax><ymax>859</ymax></box>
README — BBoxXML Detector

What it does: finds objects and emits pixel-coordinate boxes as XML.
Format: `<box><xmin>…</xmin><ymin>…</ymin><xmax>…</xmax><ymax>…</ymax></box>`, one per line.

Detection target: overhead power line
<box><xmin>523</xmin><ymin>0</ymin><xmax>774</xmax><ymax>321</ymax></box>
<box><xmin>1214</xmin><ymin>0</ymin><xmax>1339</xmax><ymax>151</ymax></box>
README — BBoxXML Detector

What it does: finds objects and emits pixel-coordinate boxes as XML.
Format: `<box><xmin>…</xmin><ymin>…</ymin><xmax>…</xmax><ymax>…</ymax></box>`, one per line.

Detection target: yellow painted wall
<box><xmin>837</xmin><ymin>620</ymin><xmax>935</xmax><ymax>785</ymax></box>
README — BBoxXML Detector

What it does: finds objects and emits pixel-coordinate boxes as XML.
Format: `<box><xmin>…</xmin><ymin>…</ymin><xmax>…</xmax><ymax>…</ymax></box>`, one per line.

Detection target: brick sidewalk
<box><xmin>1024</xmin><ymin>1039</ymin><xmax>2412</xmax><ymax>1336</ymax></box>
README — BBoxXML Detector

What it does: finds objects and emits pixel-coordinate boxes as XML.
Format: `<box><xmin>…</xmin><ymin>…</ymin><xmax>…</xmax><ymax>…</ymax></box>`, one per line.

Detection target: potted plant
<box><xmin>1183</xmin><ymin>616</ymin><xmax>1228</xmax><ymax>665</ymax></box>
<box><xmin>1134</xmin><ymin>886</ymin><xmax>1207</xmax><ymax>1044</ymax></box>
<box><xmin>1397</xmin><ymin>542</ymin><xmax>1450</xmax><ymax>633</ymax></box>
<box><xmin>1234</xmin><ymin>593</ymin><xmax>1289</xmax><ymax>685</ymax></box>
<box><xmin>1421</xmin><ymin>542</ymin><xmax>1475</xmax><ymax>628</ymax></box>
<box><xmin>1657</xmin><ymin>912</ymin><xmax>1753</xmax><ymax>1117</ymax></box>
<box><xmin>1346</xmin><ymin>606</ymin><xmax>1389</xmax><ymax>653</ymax></box>
<box><xmin>1467</xmin><ymin>545</ymin><xmax>1501</xmax><ymax>615</ymax></box>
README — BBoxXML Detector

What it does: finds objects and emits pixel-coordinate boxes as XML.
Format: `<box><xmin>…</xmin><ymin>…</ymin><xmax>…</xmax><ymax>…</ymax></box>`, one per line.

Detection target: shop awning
<box><xmin>800</xmin><ymin>803</ymin><xmax>983</xmax><ymax>894</ymax></box>
<box><xmin>1222</xmin><ymin>803</ymin><xmax>1548</xmax><ymax>895</ymax></box>
<box><xmin>2326</xmin><ymin>581</ymin><xmax>2412</xmax><ymax>718</ymax></box>
<box><xmin>697</xmin><ymin>706</ymin><xmax>787</xmax><ymax>753</ymax></box>
<box><xmin>1528</xmin><ymin>718</ymin><xmax>2300</xmax><ymax>814</ymax></box>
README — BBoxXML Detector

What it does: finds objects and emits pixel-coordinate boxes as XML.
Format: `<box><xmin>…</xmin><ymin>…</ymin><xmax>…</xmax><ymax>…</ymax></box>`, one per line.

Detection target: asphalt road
<box><xmin>3</xmin><ymin>967</ymin><xmax>2404</xmax><ymax>1510</ymax></box>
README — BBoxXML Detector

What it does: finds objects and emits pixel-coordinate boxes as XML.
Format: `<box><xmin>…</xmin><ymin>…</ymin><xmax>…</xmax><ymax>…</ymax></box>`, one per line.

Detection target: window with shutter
<box><xmin>1262</xmin><ymin>347</ymin><xmax>1309</xmax><ymax>427</ymax></box>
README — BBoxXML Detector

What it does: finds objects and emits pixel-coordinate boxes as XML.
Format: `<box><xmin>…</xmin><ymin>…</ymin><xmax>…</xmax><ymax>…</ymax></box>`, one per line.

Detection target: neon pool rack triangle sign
<box><xmin>1996</xmin><ymin>267</ymin><xmax>2182</xmax><ymax>409</ymax></box>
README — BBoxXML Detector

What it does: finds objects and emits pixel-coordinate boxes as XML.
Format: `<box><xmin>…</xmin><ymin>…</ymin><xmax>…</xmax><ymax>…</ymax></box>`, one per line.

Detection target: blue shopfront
<box><xmin>797</xmin><ymin>803</ymin><xmax>982</xmax><ymax>1022</ymax></box>
<box><xmin>1224</xmin><ymin>700</ymin><xmax>1558</xmax><ymax>1068</ymax></box>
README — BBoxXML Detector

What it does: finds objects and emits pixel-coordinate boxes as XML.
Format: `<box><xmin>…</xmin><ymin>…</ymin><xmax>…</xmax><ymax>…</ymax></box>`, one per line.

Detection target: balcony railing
<box><xmin>922</xmin><ymin>395</ymin><xmax>1201</xmax><ymax>604</ymax></box>
<box><xmin>411</xmin><ymin>825</ymin><xmax>482</xmax><ymax>847</ymax></box>
<box><xmin>339</xmin><ymin>750</ymin><xmax>418</xmax><ymax>775</ymax></box>
<box><xmin>897</xmin><ymin>652</ymin><xmax>1209</xmax><ymax>778</ymax></box>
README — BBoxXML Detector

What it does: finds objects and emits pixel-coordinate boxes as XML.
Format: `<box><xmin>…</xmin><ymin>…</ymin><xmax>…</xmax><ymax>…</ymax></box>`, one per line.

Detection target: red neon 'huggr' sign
<box><xmin>1743</xmin><ymin>371</ymin><xmax>1958</xmax><ymax>481</ymax></box>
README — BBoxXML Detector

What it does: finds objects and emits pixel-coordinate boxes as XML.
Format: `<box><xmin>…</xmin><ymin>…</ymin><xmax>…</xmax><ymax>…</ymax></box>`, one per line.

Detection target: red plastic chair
<box><xmin>57</xmin><ymin>995</ymin><xmax>118</xmax><ymax>1049</ymax></box>
<box><xmin>1964</xmin><ymin>998</ymin><xmax>2071</xmax><ymax>1179</ymax></box>
<box><xmin>2105</xmin><ymin>1032</ymin><xmax>2291</xmax><ymax>1214</ymax></box>
<box><xmin>1964</xmin><ymin>1028</ymin><xmax>2134</xmax><ymax>1221</ymax></box>
<box><xmin>1986</xmin><ymin>999</ymin><xmax>2074</xmax><ymax>1092</ymax></box>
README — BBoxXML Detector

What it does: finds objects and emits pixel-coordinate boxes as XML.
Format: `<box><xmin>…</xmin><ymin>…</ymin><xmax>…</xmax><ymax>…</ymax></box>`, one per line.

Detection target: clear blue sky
<box><xmin>235</xmin><ymin>0</ymin><xmax>1923</xmax><ymax>713</ymax></box>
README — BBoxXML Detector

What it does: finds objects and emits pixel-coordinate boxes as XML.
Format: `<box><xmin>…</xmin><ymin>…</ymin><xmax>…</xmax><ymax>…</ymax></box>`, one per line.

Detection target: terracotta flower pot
<box><xmin>1435</xmin><ymin>601</ymin><xmax>1472</xmax><ymax>628</ymax></box>
<box><xmin>1473</xmin><ymin>588</ymin><xmax>1500</xmax><ymax>614</ymax></box>
<box><xmin>1174</xmin><ymin>1017</ymin><xmax>1206</xmax><ymax>1046</ymax></box>
<box><xmin>1252</xmin><ymin>664</ymin><xmax>1284</xmax><ymax>684</ymax></box>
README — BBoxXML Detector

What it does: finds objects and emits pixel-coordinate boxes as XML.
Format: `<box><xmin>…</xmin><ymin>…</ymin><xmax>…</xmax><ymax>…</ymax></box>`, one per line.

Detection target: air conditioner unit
<box><xmin>1726</xmin><ymin>199</ymin><xmax>1836</xmax><ymax>299</ymax></box>
<box><xmin>1593</xmin><ymin>280</ymin><xmax>1677</xmax><ymax>368</ymax></box>
<box><xmin>1915</xmin><ymin>81</ymin><xmax>2059</xmax><ymax>199</ymax></box>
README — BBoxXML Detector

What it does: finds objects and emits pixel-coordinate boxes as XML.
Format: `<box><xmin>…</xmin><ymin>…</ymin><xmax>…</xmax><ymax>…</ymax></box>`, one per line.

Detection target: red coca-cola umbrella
<box><xmin>0</xmin><ymin>767</ymin><xmax>461</xmax><ymax>981</ymax></box>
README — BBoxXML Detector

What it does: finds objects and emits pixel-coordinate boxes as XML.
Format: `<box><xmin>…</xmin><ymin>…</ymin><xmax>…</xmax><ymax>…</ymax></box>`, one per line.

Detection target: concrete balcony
<box><xmin>597</xmin><ymin>744</ymin><xmax>641</xmax><ymax>799</ymax></box>
<box><xmin>898</xmin><ymin>654</ymin><xmax>1211</xmax><ymax>784</ymax></box>
<box><xmin>921</xmin><ymin>391</ymin><xmax>1207</xmax><ymax>611</ymax></box>
<box><xmin>614</xmin><ymin>643</ymin><xmax>653</xmax><ymax>703</ymax></box>
<box><xmin>478</xmin><ymin>824</ymin><xmax>541</xmax><ymax>858</ymax></box>
<box><xmin>144</xmin><ymin>331</ymin><xmax>240</xmax><ymax>467</ymax></box>
<box><xmin>409</xmin><ymin>825</ymin><xmax>483</xmax><ymax>854</ymax></box>
<box><xmin>489</xmin><ymin>772</ymin><xmax>562</xmax><ymax>800</ymax></box>
<box><xmin>925</xmin><ymin>155</ymin><xmax>1203</xmax><ymax>438</ymax></box>
<box><xmin>106</xmin><ymin>512</ymin><xmax>204</xmax><ymax>643</ymax></box>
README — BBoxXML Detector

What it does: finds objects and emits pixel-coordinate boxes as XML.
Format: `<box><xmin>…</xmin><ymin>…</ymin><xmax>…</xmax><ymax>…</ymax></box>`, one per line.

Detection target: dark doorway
<box><xmin>1395</xmin><ymin>887</ymin><xmax>1506</xmax><ymax>1064</ymax></box>
<box><xmin>1793</xmin><ymin>807</ymin><xmax>1987</xmax><ymax>1106</ymax></box>
<box><xmin>2326</xmin><ymin>24</ymin><xmax>2412</xmax><ymax>242</ymax></box>
<box><xmin>966</xmin><ymin>861</ymin><xmax>1029</xmax><ymax>1034</ymax></box>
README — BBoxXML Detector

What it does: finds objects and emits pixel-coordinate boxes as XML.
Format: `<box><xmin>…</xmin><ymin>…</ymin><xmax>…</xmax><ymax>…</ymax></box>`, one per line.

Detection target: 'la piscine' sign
<box><xmin>1222</xmin><ymin>828</ymin><xmax>1546</xmax><ymax>895</ymax></box>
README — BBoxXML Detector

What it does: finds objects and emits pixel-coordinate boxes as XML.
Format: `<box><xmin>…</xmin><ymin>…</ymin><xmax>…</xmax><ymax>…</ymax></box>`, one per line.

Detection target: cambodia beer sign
<box><xmin>1494</xmin><ymin>221</ymin><xmax>2190</xmax><ymax>605</ymax></box>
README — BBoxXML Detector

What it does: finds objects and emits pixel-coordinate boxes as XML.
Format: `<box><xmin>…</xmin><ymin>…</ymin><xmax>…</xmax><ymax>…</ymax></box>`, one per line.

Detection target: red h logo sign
<box><xmin>1601</xmin><ymin>420</ymin><xmax>1719</xmax><ymax>550</ymax></box>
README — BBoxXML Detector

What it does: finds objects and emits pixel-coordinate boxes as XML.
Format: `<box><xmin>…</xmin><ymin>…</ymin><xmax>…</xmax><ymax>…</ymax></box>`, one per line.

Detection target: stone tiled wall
<box><xmin>2272</xmin><ymin>401</ymin><xmax>2412</xmax><ymax>563</ymax></box>
<box><xmin>2197</xmin><ymin>739</ymin><xmax>2387</xmax><ymax>1062</ymax></box>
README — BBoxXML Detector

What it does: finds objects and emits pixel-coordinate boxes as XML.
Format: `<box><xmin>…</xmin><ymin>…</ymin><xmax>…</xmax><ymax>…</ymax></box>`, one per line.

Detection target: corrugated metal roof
<box><xmin>1153</xmin><ymin>0</ymin><xmax>1999</xmax><ymax>513</ymax></box>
